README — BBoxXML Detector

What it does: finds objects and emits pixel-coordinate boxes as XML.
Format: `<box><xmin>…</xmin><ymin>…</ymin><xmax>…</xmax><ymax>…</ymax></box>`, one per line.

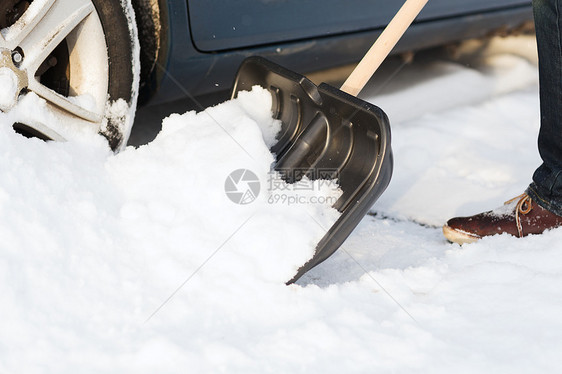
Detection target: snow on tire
<box><xmin>0</xmin><ymin>0</ymin><xmax>140</xmax><ymax>151</ymax></box>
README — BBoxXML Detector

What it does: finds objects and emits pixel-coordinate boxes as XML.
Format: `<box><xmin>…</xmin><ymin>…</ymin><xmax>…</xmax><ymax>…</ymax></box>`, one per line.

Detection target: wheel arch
<box><xmin>130</xmin><ymin>0</ymin><xmax>169</xmax><ymax>104</ymax></box>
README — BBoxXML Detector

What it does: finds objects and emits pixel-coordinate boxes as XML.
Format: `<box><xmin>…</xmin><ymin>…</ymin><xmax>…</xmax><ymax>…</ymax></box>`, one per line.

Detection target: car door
<box><xmin>187</xmin><ymin>0</ymin><xmax>531</xmax><ymax>52</ymax></box>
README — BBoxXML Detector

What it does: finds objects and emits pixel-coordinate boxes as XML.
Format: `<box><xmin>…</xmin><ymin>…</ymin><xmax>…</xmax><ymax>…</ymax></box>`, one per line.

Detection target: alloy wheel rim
<box><xmin>0</xmin><ymin>0</ymin><xmax>109</xmax><ymax>141</ymax></box>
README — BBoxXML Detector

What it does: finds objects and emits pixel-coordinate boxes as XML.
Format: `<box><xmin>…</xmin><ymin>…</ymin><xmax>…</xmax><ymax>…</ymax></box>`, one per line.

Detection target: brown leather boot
<box><xmin>443</xmin><ymin>193</ymin><xmax>562</xmax><ymax>244</ymax></box>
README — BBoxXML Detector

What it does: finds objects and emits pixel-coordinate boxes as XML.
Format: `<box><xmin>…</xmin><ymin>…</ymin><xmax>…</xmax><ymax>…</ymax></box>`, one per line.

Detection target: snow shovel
<box><xmin>231</xmin><ymin>0</ymin><xmax>428</xmax><ymax>283</ymax></box>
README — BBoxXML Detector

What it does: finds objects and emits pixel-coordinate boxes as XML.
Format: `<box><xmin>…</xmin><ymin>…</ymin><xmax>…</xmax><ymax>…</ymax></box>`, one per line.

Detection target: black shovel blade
<box><xmin>232</xmin><ymin>56</ymin><xmax>393</xmax><ymax>284</ymax></box>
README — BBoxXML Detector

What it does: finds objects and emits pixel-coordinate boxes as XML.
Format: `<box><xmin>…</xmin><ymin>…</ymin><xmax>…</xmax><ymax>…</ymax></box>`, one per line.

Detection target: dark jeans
<box><xmin>527</xmin><ymin>0</ymin><xmax>562</xmax><ymax>216</ymax></box>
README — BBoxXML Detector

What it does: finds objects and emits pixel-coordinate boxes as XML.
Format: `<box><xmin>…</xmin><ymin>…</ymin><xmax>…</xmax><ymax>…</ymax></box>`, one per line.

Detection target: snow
<box><xmin>0</xmin><ymin>67</ymin><xmax>18</xmax><ymax>109</ymax></box>
<box><xmin>2</xmin><ymin>35</ymin><xmax>562</xmax><ymax>372</ymax></box>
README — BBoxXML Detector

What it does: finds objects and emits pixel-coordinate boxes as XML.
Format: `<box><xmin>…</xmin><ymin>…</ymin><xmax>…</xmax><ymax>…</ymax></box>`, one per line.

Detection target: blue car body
<box><xmin>145</xmin><ymin>0</ymin><xmax>532</xmax><ymax>105</ymax></box>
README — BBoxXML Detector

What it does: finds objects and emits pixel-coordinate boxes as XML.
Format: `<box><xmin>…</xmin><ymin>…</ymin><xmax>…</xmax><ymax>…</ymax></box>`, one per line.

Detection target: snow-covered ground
<box><xmin>2</xmin><ymin>35</ymin><xmax>560</xmax><ymax>372</ymax></box>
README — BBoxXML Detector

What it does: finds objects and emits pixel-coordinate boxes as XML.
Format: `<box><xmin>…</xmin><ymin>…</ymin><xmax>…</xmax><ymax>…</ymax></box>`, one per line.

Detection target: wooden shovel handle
<box><xmin>340</xmin><ymin>0</ymin><xmax>429</xmax><ymax>96</ymax></box>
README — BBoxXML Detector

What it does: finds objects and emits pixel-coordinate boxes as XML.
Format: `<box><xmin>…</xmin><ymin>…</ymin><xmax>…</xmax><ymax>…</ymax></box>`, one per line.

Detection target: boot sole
<box><xmin>442</xmin><ymin>225</ymin><xmax>480</xmax><ymax>244</ymax></box>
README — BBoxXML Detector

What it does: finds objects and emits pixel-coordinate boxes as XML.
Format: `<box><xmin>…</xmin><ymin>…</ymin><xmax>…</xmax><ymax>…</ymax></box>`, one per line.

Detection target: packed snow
<box><xmin>2</xmin><ymin>35</ymin><xmax>561</xmax><ymax>372</ymax></box>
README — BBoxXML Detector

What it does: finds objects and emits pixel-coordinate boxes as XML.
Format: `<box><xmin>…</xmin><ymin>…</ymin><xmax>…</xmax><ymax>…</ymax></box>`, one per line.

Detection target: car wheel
<box><xmin>0</xmin><ymin>0</ymin><xmax>139</xmax><ymax>151</ymax></box>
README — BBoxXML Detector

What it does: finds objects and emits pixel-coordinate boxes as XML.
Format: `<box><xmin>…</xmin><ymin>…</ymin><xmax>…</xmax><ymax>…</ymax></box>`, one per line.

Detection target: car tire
<box><xmin>0</xmin><ymin>0</ymin><xmax>140</xmax><ymax>151</ymax></box>
<box><xmin>92</xmin><ymin>0</ymin><xmax>140</xmax><ymax>150</ymax></box>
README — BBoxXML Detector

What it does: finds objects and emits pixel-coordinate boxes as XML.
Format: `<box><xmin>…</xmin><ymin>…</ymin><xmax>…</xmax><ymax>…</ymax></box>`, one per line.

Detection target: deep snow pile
<box><xmin>0</xmin><ymin>86</ymin><xmax>342</xmax><ymax>372</ymax></box>
<box><xmin>2</xmin><ymin>35</ymin><xmax>562</xmax><ymax>373</ymax></box>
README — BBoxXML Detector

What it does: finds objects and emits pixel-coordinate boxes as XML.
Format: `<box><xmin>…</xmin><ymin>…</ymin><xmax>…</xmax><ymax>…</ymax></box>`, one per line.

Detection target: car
<box><xmin>0</xmin><ymin>0</ymin><xmax>533</xmax><ymax>150</ymax></box>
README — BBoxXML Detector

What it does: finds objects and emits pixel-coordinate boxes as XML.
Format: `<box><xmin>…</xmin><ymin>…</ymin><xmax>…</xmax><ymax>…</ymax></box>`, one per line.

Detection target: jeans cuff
<box><xmin>526</xmin><ymin>183</ymin><xmax>562</xmax><ymax>217</ymax></box>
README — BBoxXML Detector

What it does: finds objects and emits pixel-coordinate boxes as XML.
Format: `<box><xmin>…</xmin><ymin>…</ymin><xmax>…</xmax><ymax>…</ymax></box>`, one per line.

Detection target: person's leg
<box><xmin>442</xmin><ymin>0</ymin><xmax>562</xmax><ymax>244</ymax></box>
<box><xmin>527</xmin><ymin>0</ymin><xmax>562</xmax><ymax>216</ymax></box>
